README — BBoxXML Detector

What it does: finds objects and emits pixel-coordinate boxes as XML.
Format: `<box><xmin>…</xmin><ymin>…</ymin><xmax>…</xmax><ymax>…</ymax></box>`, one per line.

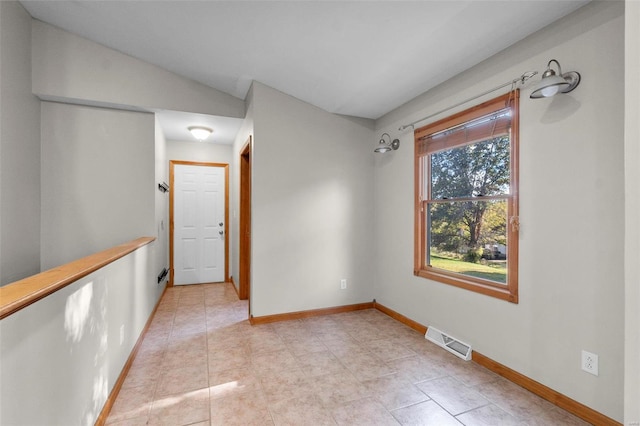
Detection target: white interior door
<box><xmin>174</xmin><ymin>164</ymin><xmax>225</xmax><ymax>285</ymax></box>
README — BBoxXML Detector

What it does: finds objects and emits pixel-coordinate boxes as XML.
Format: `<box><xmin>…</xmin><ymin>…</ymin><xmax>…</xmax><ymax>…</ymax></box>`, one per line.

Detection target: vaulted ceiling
<box><xmin>21</xmin><ymin>0</ymin><xmax>589</xmax><ymax>140</ymax></box>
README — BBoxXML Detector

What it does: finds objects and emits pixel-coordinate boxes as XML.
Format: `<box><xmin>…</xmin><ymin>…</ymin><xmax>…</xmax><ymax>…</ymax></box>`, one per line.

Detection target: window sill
<box><xmin>414</xmin><ymin>267</ymin><xmax>518</xmax><ymax>303</ymax></box>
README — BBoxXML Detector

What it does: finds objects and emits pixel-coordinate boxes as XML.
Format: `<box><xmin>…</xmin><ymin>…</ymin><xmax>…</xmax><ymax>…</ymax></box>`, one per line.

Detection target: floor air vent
<box><xmin>425</xmin><ymin>327</ymin><xmax>472</xmax><ymax>361</ymax></box>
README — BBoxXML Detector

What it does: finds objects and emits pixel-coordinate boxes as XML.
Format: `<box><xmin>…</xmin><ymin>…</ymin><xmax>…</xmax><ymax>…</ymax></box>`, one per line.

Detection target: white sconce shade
<box><xmin>530</xmin><ymin>59</ymin><xmax>580</xmax><ymax>99</ymax></box>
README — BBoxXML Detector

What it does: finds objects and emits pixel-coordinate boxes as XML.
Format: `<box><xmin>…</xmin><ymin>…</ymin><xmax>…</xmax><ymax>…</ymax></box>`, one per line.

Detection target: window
<box><xmin>414</xmin><ymin>91</ymin><xmax>519</xmax><ymax>303</ymax></box>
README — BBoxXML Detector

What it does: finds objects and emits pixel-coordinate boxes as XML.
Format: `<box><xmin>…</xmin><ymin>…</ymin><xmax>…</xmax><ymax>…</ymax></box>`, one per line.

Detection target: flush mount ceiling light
<box><xmin>188</xmin><ymin>126</ymin><xmax>213</xmax><ymax>141</ymax></box>
<box><xmin>375</xmin><ymin>133</ymin><xmax>400</xmax><ymax>153</ymax></box>
<box><xmin>530</xmin><ymin>59</ymin><xmax>581</xmax><ymax>99</ymax></box>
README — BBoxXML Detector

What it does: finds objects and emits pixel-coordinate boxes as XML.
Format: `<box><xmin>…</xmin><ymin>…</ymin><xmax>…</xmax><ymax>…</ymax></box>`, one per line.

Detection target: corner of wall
<box><xmin>624</xmin><ymin>1</ymin><xmax>640</xmax><ymax>423</ymax></box>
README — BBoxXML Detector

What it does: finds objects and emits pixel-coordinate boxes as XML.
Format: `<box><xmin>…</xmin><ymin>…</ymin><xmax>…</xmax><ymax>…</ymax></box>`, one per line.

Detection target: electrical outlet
<box><xmin>120</xmin><ymin>325</ymin><xmax>125</xmax><ymax>345</ymax></box>
<box><xmin>340</xmin><ymin>279</ymin><xmax>347</xmax><ymax>290</ymax></box>
<box><xmin>581</xmin><ymin>350</ymin><xmax>598</xmax><ymax>376</ymax></box>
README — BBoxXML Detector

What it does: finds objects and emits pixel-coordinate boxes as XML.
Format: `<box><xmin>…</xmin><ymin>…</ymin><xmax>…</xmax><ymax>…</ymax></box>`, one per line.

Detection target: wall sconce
<box><xmin>188</xmin><ymin>126</ymin><xmax>213</xmax><ymax>141</ymax></box>
<box><xmin>158</xmin><ymin>182</ymin><xmax>170</xmax><ymax>193</ymax></box>
<box><xmin>530</xmin><ymin>59</ymin><xmax>581</xmax><ymax>99</ymax></box>
<box><xmin>374</xmin><ymin>133</ymin><xmax>400</xmax><ymax>153</ymax></box>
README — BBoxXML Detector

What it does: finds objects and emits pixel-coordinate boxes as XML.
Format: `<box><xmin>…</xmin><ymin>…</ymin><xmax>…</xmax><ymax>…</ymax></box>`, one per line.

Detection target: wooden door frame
<box><xmin>239</xmin><ymin>137</ymin><xmax>252</xmax><ymax>301</ymax></box>
<box><xmin>169</xmin><ymin>160</ymin><xmax>230</xmax><ymax>286</ymax></box>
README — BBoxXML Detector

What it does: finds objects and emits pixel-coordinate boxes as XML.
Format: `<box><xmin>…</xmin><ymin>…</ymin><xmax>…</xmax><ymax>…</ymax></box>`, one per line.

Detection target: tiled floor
<box><xmin>106</xmin><ymin>282</ymin><xmax>588</xmax><ymax>425</ymax></box>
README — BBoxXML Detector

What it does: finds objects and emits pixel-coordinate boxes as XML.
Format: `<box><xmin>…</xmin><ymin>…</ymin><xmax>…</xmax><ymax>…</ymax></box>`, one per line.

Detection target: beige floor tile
<box><xmin>302</xmin><ymin>315</ymin><xmax>340</xmax><ymax>329</ymax></box>
<box><xmin>400</xmin><ymin>334</ymin><xmax>434</xmax><ymax>352</ymax></box>
<box><xmin>246</xmin><ymin>323</ymin><xmax>278</xmax><ymax>337</ymax></box>
<box><xmin>311</xmin><ymin>371</ymin><xmax>371</xmax><ymax>408</ymax></box>
<box><xmin>105</xmin><ymin>415</ymin><xmax>149</xmax><ymax>426</ymax></box>
<box><xmin>107</xmin><ymin>384</ymin><xmax>155</xmax><ymax>423</ymax></box>
<box><xmin>416</xmin><ymin>376</ymin><xmax>489</xmax><ymax>416</ymax></box>
<box><xmin>331</xmin><ymin>397</ymin><xmax>399</xmax><ymax>426</ymax></box>
<box><xmin>268</xmin><ymin>393</ymin><xmax>336</xmax><ymax>426</ymax></box>
<box><xmin>361</xmin><ymin>373</ymin><xmax>429</xmax><ymax>411</ymax></box>
<box><xmin>271</xmin><ymin>320</ymin><xmax>312</xmax><ymax>342</ymax></box>
<box><xmin>136</xmin><ymin>335</ymin><xmax>168</xmax><ymax>356</ymax></box>
<box><xmin>208</xmin><ymin>337</ymin><xmax>248</xmax><ymax>353</ymax></box>
<box><xmin>295</xmin><ymin>349</ymin><xmax>349</xmax><ymax>377</ymax></box>
<box><xmin>390</xmin><ymin>400</ymin><xmax>461</xmax><ymax>426</ymax></box>
<box><xmin>209</xmin><ymin>367</ymin><xmax>263</xmax><ymax>399</ymax></box>
<box><xmin>207</xmin><ymin>307</ymin><xmax>245</xmax><ymax>325</ymax></box>
<box><xmin>260</xmin><ymin>368</ymin><xmax>314</xmax><ymax>404</ymax></box>
<box><xmin>324</xmin><ymin>336</ymin><xmax>369</xmax><ymax>357</ymax></box>
<box><xmin>207</xmin><ymin>333</ymin><xmax>248</xmax><ymax>351</ymax></box>
<box><xmin>148</xmin><ymin>388</ymin><xmax>210</xmax><ymax>426</ymax></box>
<box><xmin>121</xmin><ymin>362</ymin><xmax>163</xmax><ymax>390</ymax></box>
<box><xmin>386</xmin><ymin>355</ymin><xmax>448</xmax><ymax>384</ymax></box>
<box><xmin>210</xmin><ymin>389</ymin><xmax>274</xmax><ymax>425</ymax></box>
<box><xmin>526</xmin><ymin>403</ymin><xmax>590</xmax><ymax>425</ymax></box>
<box><xmin>427</xmin><ymin>348</ymin><xmax>467</xmax><ymax>368</ymax></box>
<box><xmin>209</xmin><ymin>352</ymin><xmax>251</xmax><ymax>373</ymax></box>
<box><xmin>174</xmin><ymin>305</ymin><xmax>206</xmax><ymax>319</ymax></box>
<box><xmin>165</xmin><ymin>333</ymin><xmax>207</xmax><ymax>353</ymax></box>
<box><xmin>474</xmin><ymin>377</ymin><xmax>549</xmax><ymax>420</ymax></box>
<box><xmin>251</xmin><ymin>349</ymin><xmax>300</xmax><ymax>375</ymax></box>
<box><xmin>247</xmin><ymin>334</ymin><xmax>288</xmax><ymax>355</ymax></box>
<box><xmin>170</xmin><ymin>321</ymin><xmax>207</xmax><ymax>337</ymax></box>
<box><xmin>108</xmin><ymin>287</ymin><xmax>593</xmax><ymax>426</ymax></box>
<box><xmin>364</xmin><ymin>338</ymin><xmax>416</xmax><ymax>361</ymax></box>
<box><xmin>455</xmin><ymin>403</ymin><xmax>524</xmax><ymax>425</ymax></box>
<box><xmin>340</xmin><ymin>351</ymin><xmax>396</xmax><ymax>380</ymax></box>
<box><xmin>413</xmin><ymin>341</ymin><xmax>455</xmax><ymax>362</ymax></box>
<box><xmin>446</xmin><ymin>359</ymin><xmax>499</xmax><ymax>387</ymax></box>
<box><xmin>138</xmin><ymin>328</ymin><xmax>173</xmax><ymax>344</ymax></box>
<box><xmin>285</xmin><ymin>336</ymin><xmax>327</xmax><ymax>356</ymax></box>
<box><xmin>154</xmin><ymin>363</ymin><xmax>208</xmax><ymax>398</ymax></box>
<box><xmin>315</xmin><ymin>328</ymin><xmax>355</xmax><ymax>342</ymax></box>
<box><xmin>161</xmin><ymin>349</ymin><xmax>208</xmax><ymax>370</ymax></box>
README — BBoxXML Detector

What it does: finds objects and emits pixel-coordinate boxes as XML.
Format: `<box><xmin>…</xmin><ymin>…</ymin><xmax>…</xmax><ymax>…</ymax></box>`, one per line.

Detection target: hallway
<box><xmin>106</xmin><ymin>283</ymin><xmax>587</xmax><ymax>425</ymax></box>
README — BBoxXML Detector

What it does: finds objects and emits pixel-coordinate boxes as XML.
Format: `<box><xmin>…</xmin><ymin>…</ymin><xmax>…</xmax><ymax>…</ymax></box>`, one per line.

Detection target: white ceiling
<box><xmin>154</xmin><ymin>110</ymin><xmax>242</xmax><ymax>144</ymax></box>
<box><xmin>21</xmin><ymin>0</ymin><xmax>589</xmax><ymax>141</ymax></box>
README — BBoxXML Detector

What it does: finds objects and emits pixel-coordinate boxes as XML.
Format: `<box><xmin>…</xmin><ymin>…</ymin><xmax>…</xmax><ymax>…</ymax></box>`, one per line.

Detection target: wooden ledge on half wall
<box><xmin>0</xmin><ymin>237</ymin><xmax>155</xmax><ymax>319</ymax></box>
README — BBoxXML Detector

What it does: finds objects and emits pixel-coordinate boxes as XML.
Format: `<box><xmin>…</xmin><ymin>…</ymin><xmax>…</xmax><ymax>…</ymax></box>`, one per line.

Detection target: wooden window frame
<box><xmin>414</xmin><ymin>91</ymin><xmax>519</xmax><ymax>303</ymax></box>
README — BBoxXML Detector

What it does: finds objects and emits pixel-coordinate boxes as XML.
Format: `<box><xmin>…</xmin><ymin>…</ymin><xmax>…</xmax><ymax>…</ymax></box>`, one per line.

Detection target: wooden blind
<box><xmin>415</xmin><ymin>91</ymin><xmax>517</xmax><ymax>156</ymax></box>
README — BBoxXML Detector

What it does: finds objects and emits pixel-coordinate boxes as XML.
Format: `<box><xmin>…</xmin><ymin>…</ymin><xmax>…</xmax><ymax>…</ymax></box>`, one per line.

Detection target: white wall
<box><xmin>0</xmin><ymin>1</ymin><xmax>41</xmax><ymax>285</ymax></box>
<box><xmin>250</xmin><ymin>82</ymin><xmax>375</xmax><ymax>317</ymax></box>
<box><xmin>374</xmin><ymin>2</ymin><xmax>624</xmax><ymax>421</ymax></box>
<box><xmin>0</xmin><ymin>243</ymin><xmax>158</xmax><ymax>425</ymax></box>
<box><xmin>166</xmin><ymin>139</ymin><xmax>233</xmax><ymax>165</ymax></box>
<box><xmin>625</xmin><ymin>1</ymin><xmax>640</xmax><ymax>424</ymax></box>
<box><xmin>31</xmin><ymin>20</ymin><xmax>244</xmax><ymax>119</ymax></box>
<box><xmin>40</xmin><ymin>102</ymin><xmax>155</xmax><ymax>270</ymax></box>
<box><xmin>155</xmin><ymin>118</ymin><xmax>169</xmax><ymax>286</ymax></box>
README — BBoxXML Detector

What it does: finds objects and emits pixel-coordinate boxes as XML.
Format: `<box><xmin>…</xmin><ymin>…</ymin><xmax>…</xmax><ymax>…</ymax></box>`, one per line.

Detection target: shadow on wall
<box><xmin>539</xmin><ymin>96</ymin><xmax>581</xmax><ymax>124</ymax></box>
<box><xmin>64</xmin><ymin>280</ymin><xmax>110</xmax><ymax>425</ymax></box>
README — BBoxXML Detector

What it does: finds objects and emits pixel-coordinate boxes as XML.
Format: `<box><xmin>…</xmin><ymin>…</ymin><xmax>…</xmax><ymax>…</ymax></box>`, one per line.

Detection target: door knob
<box><xmin>219</xmin><ymin>222</ymin><xmax>223</xmax><ymax>227</ymax></box>
<box><xmin>219</xmin><ymin>230</ymin><xmax>224</xmax><ymax>235</ymax></box>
